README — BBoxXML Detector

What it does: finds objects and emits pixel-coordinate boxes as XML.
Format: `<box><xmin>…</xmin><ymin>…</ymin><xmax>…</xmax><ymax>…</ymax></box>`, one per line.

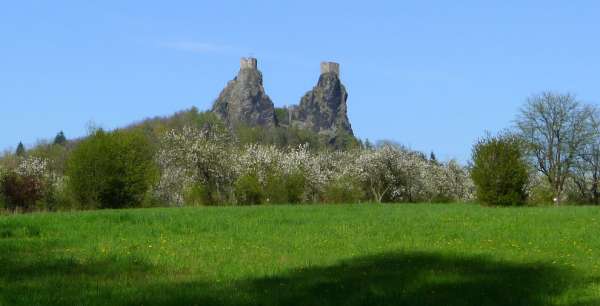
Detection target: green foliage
<box><xmin>234</xmin><ymin>171</ymin><xmax>307</xmax><ymax>205</ymax></box>
<box><xmin>53</xmin><ymin>131</ymin><xmax>67</xmax><ymax>146</ymax></box>
<box><xmin>183</xmin><ymin>183</ymin><xmax>209</xmax><ymax>207</ymax></box>
<box><xmin>28</xmin><ymin>141</ymin><xmax>70</xmax><ymax>177</ymax></box>
<box><xmin>322</xmin><ymin>177</ymin><xmax>365</xmax><ymax>204</ymax></box>
<box><xmin>527</xmin><ymin>178</ymin><xmax>554</xmax><ymax>205</ymax></box>
<box><xmin>66</xmin><ymin>129</ymin><xmax>158</xmax><ymax>209</ymax></box>
<box><xmin>234</xmin><ymin>173</ymin><xmax>263</xmax><ymax>205</ymax></box>
<box><xmin>283</xmin><ymin>171</ymin><xmax>306</xmax><ymax>204</ymax></box>
<box><xmin>195</xmin><ymin>111</ymin><xmax>229</xmax><ymax>139</ymax></box>
<box><xmin>470</xmin><ymin>134</ymin><xmax>529</xmax><ymax>206</ymax></box>
<box><xmin>274</xmin><ymin>107</ymin><xmax>290</xmax><ymax>125</ymax></box>
<box><xmin>330</xmin><ymin>130</ymin><xmax>361</xmax><ymax>151</ymax></box>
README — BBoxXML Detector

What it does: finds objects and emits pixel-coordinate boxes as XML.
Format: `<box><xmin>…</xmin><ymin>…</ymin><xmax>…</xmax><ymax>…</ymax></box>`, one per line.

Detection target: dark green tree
<box><xmin>66</xmin><ymin>129</ymin><xmax>158</xmax><ymax>209</ymax></box>
<box><xmin>53</xmin><ymin>131</ymin><xmax>67</xmax><ymax>145</ymax></box>
<box><xmin>429</xmin><ymin>151</ymin><xmax>437</xmax><ymax>163</ymax></box>
<box><xmin>15</xmin><ymin>142</ymin><xmax>25</xmax><ymax>156</ymax></box>
<box><xmin>470</xmin><ymin>133</ymin><xmax>529</xmax><ymax>206</ymax></box>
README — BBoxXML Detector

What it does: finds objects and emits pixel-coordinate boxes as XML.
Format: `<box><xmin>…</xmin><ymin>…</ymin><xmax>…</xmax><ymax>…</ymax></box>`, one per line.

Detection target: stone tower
<box><xmin>320</xmin><ymin>61</ymin><xmax>340</xmax><ymax>75</ymax></box>
<box><xmin>240</xmin><ymin>57</ymin><xmax>257</xmax><ymax>70</ymax></box>
<box><xmin>211</xmin><ymin>57</ymin><xmax>276</xmax><ymax>127</ymax></box>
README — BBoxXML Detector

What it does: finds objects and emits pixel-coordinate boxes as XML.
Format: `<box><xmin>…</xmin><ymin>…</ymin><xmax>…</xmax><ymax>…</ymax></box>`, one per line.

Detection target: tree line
<box><xmin>0</xmin><ymin>108</ymin><xmax>472</xmax><ymax>212</ymax></box>
<box><xmin>472</xmin><ymin>91</ymin><xmax>600</xmax><ymax>205</ymax></box>
<box><xmin>1</xmin><ymin>91</ymin><xmax>599</xmax><ymax>212</ymax></box>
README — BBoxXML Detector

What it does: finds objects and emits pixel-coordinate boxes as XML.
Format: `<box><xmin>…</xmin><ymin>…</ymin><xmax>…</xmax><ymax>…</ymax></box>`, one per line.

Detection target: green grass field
<box><xmin>1</xmin><ymin>204</ymin><xmax>599</xmax><ymax>306</ymax></box>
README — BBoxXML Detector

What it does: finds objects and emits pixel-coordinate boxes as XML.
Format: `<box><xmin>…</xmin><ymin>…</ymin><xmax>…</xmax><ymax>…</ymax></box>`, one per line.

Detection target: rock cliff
<box><xmin>211</xmin><ymin>59</ymin><xmax>353</xmax><ymax>138</ymax></box>
<box><xmin>291</xmin><ymin>62</ymin><xmax>353</xmax><ymax>136</ymax></box>
<box><xmin>211</xmin><ymin>58</ymin><xmax>276</xmax><ymax>127</ymax></box>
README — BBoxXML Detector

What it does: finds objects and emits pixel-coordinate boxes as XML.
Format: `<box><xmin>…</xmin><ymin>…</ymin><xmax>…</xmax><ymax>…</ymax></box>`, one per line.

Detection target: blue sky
<box><xmin>1</xmin><ymin>1</ymin><xmax>600</xmax><ymax>161</ymax></box>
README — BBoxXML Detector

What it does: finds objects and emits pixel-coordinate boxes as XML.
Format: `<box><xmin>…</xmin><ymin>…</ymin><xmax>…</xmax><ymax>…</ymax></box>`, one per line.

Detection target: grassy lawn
<box><xmin>1</xmin><ymin>204</ymin><xmax>599</xmax><ymax>305</ymax></box>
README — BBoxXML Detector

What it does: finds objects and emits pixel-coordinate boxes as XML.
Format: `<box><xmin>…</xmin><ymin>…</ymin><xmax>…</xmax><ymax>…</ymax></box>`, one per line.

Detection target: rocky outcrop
<box><xmin>291</xmin><ymin>62</ymin><xmax>353</xmax><ymax>136</ymax></box>
<box><xmin>211</xmin><ymin>58</ymin><xmax>276</xmax><ymax>127</ymax></box>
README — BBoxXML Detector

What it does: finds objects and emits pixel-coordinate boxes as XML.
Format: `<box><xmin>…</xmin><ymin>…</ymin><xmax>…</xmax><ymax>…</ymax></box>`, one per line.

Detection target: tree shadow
<box><xmin>0</xmin><ymin>243</ymin><xmax>594</xmax><ymax>306</ymax></box>
<box><xmin>133</xmin><ymin>252</ymin><xmax>589</xmax><ymax>306</ymax></box>
<box><xmin>0</xmin><ymin>238</ymin><xmax>152</xmax><ymax>305</ymax></box>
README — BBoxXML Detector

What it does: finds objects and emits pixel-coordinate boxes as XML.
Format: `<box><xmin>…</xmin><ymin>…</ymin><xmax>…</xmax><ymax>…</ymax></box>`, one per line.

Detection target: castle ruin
<box><xmin>320</xmin><ymin>61</ymin><xmax>340</xmax><ymax>75</ymax></box>
<box><xmin>211</xmin><ymin>57</ymin><xmax>352</xmax><ymax>137</ymax></box>
<box><xmin>240</xmin><ymin>57</ymin><xmax>258</xmax><ymax>70</ymax></box>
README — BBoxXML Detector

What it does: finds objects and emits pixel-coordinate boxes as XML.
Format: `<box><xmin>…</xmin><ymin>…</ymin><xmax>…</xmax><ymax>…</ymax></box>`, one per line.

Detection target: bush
<box><xmin>283</xmin><ymin>171</ymin><xmax>306</xmax><ymax>204</ymax></box>
<box><xmin>234</xmin><ymin>173</ymin><xmax>263</xmax><ymax>205</ymax></box>
<box><xmin>183</xmin><ymin>183</ymin><xmax>209</xmax><ymax>206</ymax></box>
<box><xmin>0</xmin><ymin>171</ymin><xmax>45</xmax><ymax>212</ymax></box>
<box><xmin>0</xmin><ymin>156</ymin><xmax>54</xmax><ymax>212</ymax></box>
<box><xmin>67</xmin><ymin>129</ymin><xmax>158</xmax><ymax>209</ymax></box>
<box><xmin>470</xmin><ymin>134</ymin><xmax>529</xmax><ymax>206</ymax></box>
<box><xmin>322</xmin><ymin>177</ymin><xmax>365</xmax><ymax>204</ymax></box>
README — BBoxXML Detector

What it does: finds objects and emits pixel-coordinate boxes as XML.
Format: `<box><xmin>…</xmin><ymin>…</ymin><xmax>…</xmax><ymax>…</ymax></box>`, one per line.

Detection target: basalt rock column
<box><xmin>211</xmin><ymin>57</ymin><xmax>276</xmax><ymax>127</ymax></box>
<box><xmin>292</xmin><ymin>62</ymin><xmax>353</xmax><ymax>136</ymax></box>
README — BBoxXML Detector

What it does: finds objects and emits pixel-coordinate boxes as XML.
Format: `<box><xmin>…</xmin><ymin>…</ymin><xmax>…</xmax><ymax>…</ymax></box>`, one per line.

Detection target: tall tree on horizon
<box><xmin>53</xmin><ymin>131</ymin><xmax>67</xmax><ymax>146</ymax></box>
<box><xmin>15</xmin><ymin>142</ymin><xmax>25</xmax><ymax>156</ymax></box>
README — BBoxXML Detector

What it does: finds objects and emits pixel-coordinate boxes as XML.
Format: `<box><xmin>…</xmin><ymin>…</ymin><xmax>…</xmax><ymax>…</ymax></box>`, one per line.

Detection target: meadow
<box><xmin>1</xmin><ymin>203</ymin><xmax>599</xmax><ymax>305</ymax></box>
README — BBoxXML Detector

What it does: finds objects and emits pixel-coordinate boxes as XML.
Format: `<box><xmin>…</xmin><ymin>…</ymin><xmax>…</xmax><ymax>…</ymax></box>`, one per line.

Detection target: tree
<box><xmin>1</xmin><ymin>172</ymin><xmax>44</xmax><ymax>211</ymax></box>
<box><xmin>470</xmin><ymin>133</ymin><xmax>529</xmax><ymax>206</ymax></box>
<box><xmin>156</xmin><ymin>126</ymin><xmax>235</xmax><ymax>205</ymax></box>
<box><xmin>571</xmin><ymin>113</ymin><xmax>600</xmax><ymax>204</ymax></box>
<box><xmin>516</xmin><ymin>92</ymin><xmax>598</xmax><ymax>204</ymax></box>
<box><xmin>15</xmin><ymin>142</ymin><xmax>25</xmax><ymax>156</ymax></box>
<box><xmin>67</xmin><ymin>129</ymin><xmax>158</xmax><ymax>209</ymax></box>
<box><xmin>53</xmin><ymin>131</ymin><xmax>67</xmax><ymax>145</ymax></box>
<box><xmin>0</xmin><ymin>157</ymin><xmax>50</xmax><ymax>212</ymax></box>
<box><xmin>429</xmin><ymin>151</ymin><xmax>437</xmax><ymax>163</ymax></box>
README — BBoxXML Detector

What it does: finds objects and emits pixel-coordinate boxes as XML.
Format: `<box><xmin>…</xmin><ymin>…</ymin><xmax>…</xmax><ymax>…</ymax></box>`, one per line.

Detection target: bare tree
<box><xmin>516</xmin><ymin>92</ymin><xmax>598</xmax><ymax>204</ymax></box>
<box><xmin>572</xmin><ymin>112</ymin><xmax>600</xmax><ymax>204</ymax></box>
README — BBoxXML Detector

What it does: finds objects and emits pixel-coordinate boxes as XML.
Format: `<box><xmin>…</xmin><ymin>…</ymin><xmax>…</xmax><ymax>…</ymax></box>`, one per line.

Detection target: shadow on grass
<box><xmin>136</xmin><ymin>252</ymin><xmax>584</xmax><ymax>306</ymax></box>
<box><xmin>2</xmin><ymin>238</ymin><xmax>593</xmax><ymax>306</ymax></box>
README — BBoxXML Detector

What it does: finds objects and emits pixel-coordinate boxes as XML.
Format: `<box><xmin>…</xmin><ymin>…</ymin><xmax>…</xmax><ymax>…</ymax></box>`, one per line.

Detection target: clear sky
<box><xmin>2</xmin><ymin>1</ymin><xmax>599</xmax><ymax>162</ymax></box>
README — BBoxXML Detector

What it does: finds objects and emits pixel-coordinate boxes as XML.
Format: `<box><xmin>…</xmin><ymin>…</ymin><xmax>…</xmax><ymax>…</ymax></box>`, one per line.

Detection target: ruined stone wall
<box><xmin>320</xmin><ymin>62</ymin><xmax>340</xmax><ymax>75</ymax></box>
<box><xmin>240</xmin><ymin>57</ymin><xmax>258</xmax><ymax>69</ymax></box>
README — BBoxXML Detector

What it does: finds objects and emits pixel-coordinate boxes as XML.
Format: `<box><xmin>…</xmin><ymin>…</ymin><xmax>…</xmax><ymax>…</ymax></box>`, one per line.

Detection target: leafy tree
<box><xmin>53</xmin><ymin>131</ymin><xmax>67</xmax><ymax>146</ymax></box>
<box><xmin>15</xmin><ymin>142</ymin><xmax>25</xmax><ymax>156</ymax></box>
<box><xmin>470</xmin><ymin>133</ymin><xmax>529</xmax><ymax>206</ymax></box>
<box><xmin>516</xmin><ymin>92</ymin><xmax>598</xmax><ymax>204</ymax></box>
<box><xmin>66</xmin><ymin>129</ymin><xmax>158</xmax><ymax>209</ymax></box>
<box><xmin>274</xmin><ymin>107</ymin><xmax>290</xmax><ymax>125</ymax></box>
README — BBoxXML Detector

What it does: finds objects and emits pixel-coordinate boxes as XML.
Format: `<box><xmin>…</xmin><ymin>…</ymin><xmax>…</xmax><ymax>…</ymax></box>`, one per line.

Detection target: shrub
<box><xmin>183</xmin><ymin>183</ymin><xmax>209</xmax><ymax>206</ymax></box>
<box><xmin>234</xmin><ymin>173</ymin><xmax>263</xmax><ymax>205</ymax></box>
<box><xmin>470</xmin><ymin>133</ymin><xmax>529</xmax><ymax>206</ymax></box>
<box><xmin>0</xmin><ymin>172</ymin><xmax>44</xmax><ymax>212</ymax></box>
<box><xmin>283</xmin><ymin>171</ymin><xmax>306</xmax><ymax>204</ymax></box>
<box><xmin>322</xmin><ymin>176</ymin><xmax>365</xmax><ymax>204</ymax></box>
<box><xmin>0</xmin><ymin>157</ymin><xmax>53</xmax><ymax>212</ymax></box>
<box><xmin>67</xmin><ymin>129</ymin><xmax>158</xmax><ymax>209</ymax></box>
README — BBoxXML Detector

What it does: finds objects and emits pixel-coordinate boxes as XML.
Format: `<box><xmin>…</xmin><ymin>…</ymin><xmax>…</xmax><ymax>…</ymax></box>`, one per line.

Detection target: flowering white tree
<box><xmin>356</xmin><ymin>145</ymin><xmax>473</xmax><ymax>203</ymax></box>
<box><xmin>156</xmin><ymin>126</ymin><xmax>236</xmax><ymax>205</ymax></box>
<box><xmin>356</xmin><ymin>145</ymin><xmax>407</xmax><ymax>203</ymax></box>
<box><xmin>156</xmin><ymin>128</ymin><xmax>473</xmax><ymax>205</ymax></box>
